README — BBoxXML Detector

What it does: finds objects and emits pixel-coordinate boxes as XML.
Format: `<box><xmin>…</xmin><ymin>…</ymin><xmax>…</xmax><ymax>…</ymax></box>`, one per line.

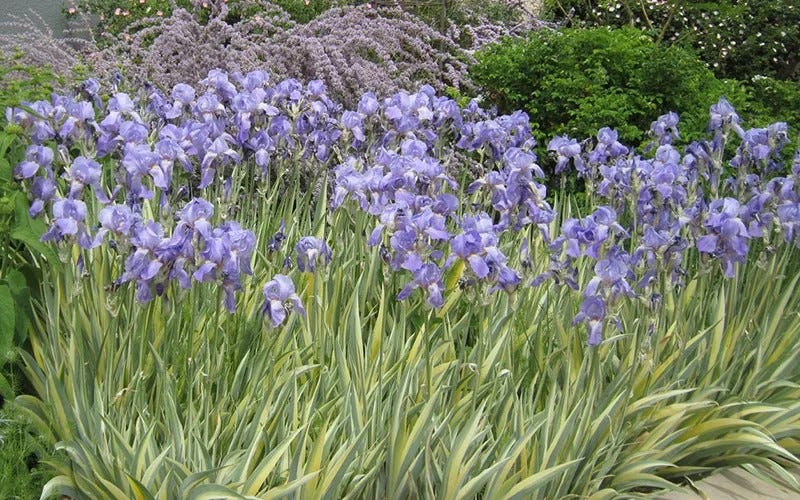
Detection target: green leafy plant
<box><xmin>66</xmin><ymin>0</ymin><xmax>193</xmax><ymax>37</ymax></box>
<box><xmin>0</xmin><ymin>52</ymin><xmax>66</xmax><ymax>498</ymax></box>
<box><xmin>742</xmin><ymin>76</ymin><xmax>800</xmax><ymax>131</ymax></box>
<box><xmin>8</xmin><ymin>71</ymin><xmax>800</xmax><ymax>498</ymax></box>
<box><xmin>470</xmin><ymin>26</ymin><xmax>742</xmax><ymax>148</ymax></box>
<box><xmin>18</xmin><ymin>181</ymin><xmax>800</xmax><ymax>498</ymax></box>
<box><xmin>541</xmin><ymin>0</ymin><xmax>800</xmax><ymax>82</ymax></box>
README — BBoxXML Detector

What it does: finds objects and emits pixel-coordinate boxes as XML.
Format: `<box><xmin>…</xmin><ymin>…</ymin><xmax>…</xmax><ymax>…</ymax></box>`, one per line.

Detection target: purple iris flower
<box><xmin>236</xmin><ymin>70</ymin><xmax>269</xmax><ymax>91</ymax></box>
<box><xmin>68</xmin><ymin>156</ymin><xmax>108</xmax><ymax>202</ymax></box>
<box><xmin>15</xmin><ymin>145</ymin><xmax>54</xmax><ymax>179</ymax></box>
<box><xmin>28</xmin><ymin>177</ymin><xmax>57</xmax><ymax>217</ymax></box>
<box><xmin>176</xmin><ymin>198</ymin><xmax>215</xmax><ymax>240</ymax></box>
<box><xmin>118</xmin><ymin>121</ymin><xmax>149</xmax><ymax>144</ymax></box>
<box><xmin>199</xmin><ymin>136</ymin><xmax>240</xmax><ymax>189</ymax></box>
<box><xmin>709</xmin><ymin>97</ymin><xmax>744</xmax><ymax>136</ymax></box>
<box><xmin>201</xmin><ymin>69</ymin><xmax>238</xmax><ymax>101</ymax></box>
<box><xmin>490</xmin><ymin>266</ymin><xmax>522</xmax><ymax>294</ymax></box>
<box><xmin>189</xmin><ymin>222</ymin><xmax>254</xmax><ymax>311</ymax></box>
<box><xmin>588</xmin><ymin>128</ymin><xmax>629</xmax><ymax>164</ymax></box>
<box><xmin>121</xmin><ymin>143</ymin><xmax>161</xmax><ymax>200</ymax></box>
<box><xmin>307</xmin><ymin>80</ymin><xmax>326</xmax><ymax>96</ymax></box>
<box><xmin>42</xmin><ymin>198</ymin><xmax>97</xmax><ymax>249</ymax></box>
<box><xmin>448</xmin><ymin>213</ymin><xmax>498</xmax><ymax>279</ymax></box>
<box><xmin>222</xmin><ymin>222</ymin><xmax>256</xmax><ymax>279</ymax></box>
<box><xmin>98</xmin><ymin>204</ymin><xmax>137</xmax><ymax>237</ymax></box>
<box><xmin>649</xmin><ymin>111</ymin><xmax>680</xmax><ymax>146</ymax></box>
<box><xmin>172</xmin><ymin>83</ymin><xmax>196</xmax><ymax>105</ymax></box>
<box><xmin>262</xmin><ymin>274</ymin><xmax>306</xmax><ymax>327</ymax></box>
<box><xmin>696</xmin><ymin>198</ymin><xmax>750</xmax><ymax>277</ymax></box>
<box><xmin>268</xmin><ymin>220</ymin><xmax>287</xmax><ymax>252</ymax></box>
<box><xmin>776</xmin><ymin>202</ymin><xmax>800</xmax><ymax>245</ymax></box>
<box><xmin>358</xmin><ymin>92</ymin><xmax>379</xmax><ymax>116</ymax></box>
<box><xmin>572</xmin><ymin>295</ymin><xmax>606</xmax><ymax>346</ymax></box>
<box><xmin>584</xmin><ymin>246</ymin><xmax>635</xmax><ymax>299</ymax></box>
<box><xmin>548</xmin><ymin>135</ymin><xmax>584</xmax><ymax>174</ymax></box>
<box><xmin>295</xmin><ymin>236</ymin><xmax>332</xmax><ymax>273</ymax></box>
<box><xmin>121</xmin><ymin>220</ymin><xmax>167</xmax><ymax>303</ymax></box>
<box><xmin>397</xmin><ymin>263</ymin><xmax>445</xmax><ymax>308</ymax></box>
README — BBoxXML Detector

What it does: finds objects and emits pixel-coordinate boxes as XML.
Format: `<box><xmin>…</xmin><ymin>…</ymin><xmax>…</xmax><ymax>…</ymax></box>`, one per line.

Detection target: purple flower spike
<box><xmin>177</xmin><ymin>198</ymin><xmax>215</xmax><ymax>238</ymax></box>
<box><xmin>295</xmin><ymin>236</ymin><xmax>332</xmax><ymax>273</ymax></box>
<box><xmin>573</xmin><ymin>295</ymin><xmax>607</xmax><ymax>346</ymax></box>
<box><xmin>99</xmin><ymin>204</ymin><xmax>137</xmax><ymax>237</ymax></box>
<box><xmin>29</xmin><ymin>177</ymin><xmax>57</xmax><ymax>217</ymax></box>
<box><xmin>397</xmin><ymin>263</ymin><xmax>445</xmax><ymax>308</ymax></box>
<box><xmin>42</xmin><ymin>198</ymin><xmax>97</xmax><ymax>249</ymax></box>
<box><xmin>68</xmin><ymin>156</ymin><xmax>104</xmax><ymax>200</ymax></box>
<box><xmin>262</xmin><ymin>274</ymin><xmax>306</xmax><ymax>327</ymax></box>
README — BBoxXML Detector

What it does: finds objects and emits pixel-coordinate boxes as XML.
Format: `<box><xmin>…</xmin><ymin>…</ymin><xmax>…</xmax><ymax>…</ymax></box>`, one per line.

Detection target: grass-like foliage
<box><xmin>6</xmin><ymin>71</ymin><xmax>800</xmax><ymax>497</ymax></box>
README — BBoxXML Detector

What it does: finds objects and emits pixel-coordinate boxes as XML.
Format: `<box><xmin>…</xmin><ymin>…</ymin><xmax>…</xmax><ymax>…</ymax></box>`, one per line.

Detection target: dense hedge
<box><xmin>471</xmin><ymin>27</ymin><xmax>741</xmax><ymax>146</ymax></box>
<box><xmin>540</xmin><ymin>0</ymin><xmax>800</xmax><ymax>82</ymax></box>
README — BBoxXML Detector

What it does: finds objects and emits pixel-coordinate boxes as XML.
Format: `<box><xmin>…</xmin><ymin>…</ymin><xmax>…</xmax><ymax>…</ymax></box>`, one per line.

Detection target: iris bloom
<box><xmin>262</xmin><ymin>274</ymin><xmax>306</xmax><ymax>327</ymax></box>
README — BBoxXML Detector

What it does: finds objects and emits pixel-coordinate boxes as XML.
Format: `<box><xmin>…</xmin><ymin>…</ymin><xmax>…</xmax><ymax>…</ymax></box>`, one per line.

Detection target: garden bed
<box><xmin>0</xmin><ymin>1</ymin><xmax>799</xmax><ymax>498</ymax></box>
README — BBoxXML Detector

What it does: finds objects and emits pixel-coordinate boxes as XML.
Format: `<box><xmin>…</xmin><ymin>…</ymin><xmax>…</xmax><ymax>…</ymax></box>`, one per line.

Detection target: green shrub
<box><xmin>540</xmin><ymin>1</ymin><xmax>800</xmax><ymax>82</ymax></box>
<box><xmin>68</xmin><ymin>0</ymin><xmax>345</xmax><ymax>36</ymax></box>
<box><xmin>471</xmin><ymin>26</ymin><xmax>739</xmax><ymax>146</ymax></box>
<box><xmin>742</xmin><ymin>76</ymin><xmax>800</xmax><ymax>130</ymax></box>
<box><xmin>67</xmin><ymin>0</ymin><xmax>191</xmax><ymax>37</ymax></box>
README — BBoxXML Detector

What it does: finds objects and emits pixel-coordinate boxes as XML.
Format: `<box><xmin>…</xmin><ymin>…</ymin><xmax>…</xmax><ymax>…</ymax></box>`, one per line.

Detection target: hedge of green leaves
<box><xmin>471</xmin><ymin>26</ymin><xmax>800</xmax><ymax>153</ymax></box>
<box><xmin>541</xmin><ymin>0</ymin><xmax>800</xmax><ymax>82</ymax></box>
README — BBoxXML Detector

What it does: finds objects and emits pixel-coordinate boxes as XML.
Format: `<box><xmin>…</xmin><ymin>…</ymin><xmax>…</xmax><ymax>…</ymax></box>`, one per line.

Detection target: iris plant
<box><xmin>9</xmin><ymin>70</ymin><xmax>800</xmax><ymax>344</ymax></box>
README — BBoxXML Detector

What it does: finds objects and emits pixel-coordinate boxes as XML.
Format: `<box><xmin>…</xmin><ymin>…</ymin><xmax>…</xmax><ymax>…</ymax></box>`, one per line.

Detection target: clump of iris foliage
<box><xmin>7</xmin><ymin>70</ymin><xmax>800</xmax><ymax>497</ymax></box>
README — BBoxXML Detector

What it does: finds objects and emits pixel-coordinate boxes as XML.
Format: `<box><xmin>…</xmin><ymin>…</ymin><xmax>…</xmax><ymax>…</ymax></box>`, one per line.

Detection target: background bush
<box><xmin>540</xmin><ymin>0</ymin><xmax>800</xmax><ymax>82</ymax></box>
<box><xmin>471</xmin><ymin>26</ymin><xmax>742</xmax><ymax>147</ymax></box>
<box><xmin>90</xmin><ymin>4</ymin><xmax>473</xmax><ymax>106</ymax></box>
<box><xmin>67</xmin><ymin>0</ymin><xmax>348</xmax><ymax>35</ymax></box>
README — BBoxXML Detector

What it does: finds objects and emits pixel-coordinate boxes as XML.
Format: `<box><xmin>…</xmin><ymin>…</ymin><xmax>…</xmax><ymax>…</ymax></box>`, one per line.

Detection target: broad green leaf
<box><xmin>242</xmin><ymin>430</ymin><xmax>300</xmax><ymax>495</ymax></box>
<box><xmin>39</xmin><ymin>475</ymin><xmax>81</xmax><ymax>500</ymax></box>
<box><xmin>187</xmin><ymin>483</ymin><xmax>247</xmax><ymax>500</ymax></box>
<box><xmin>127</xmin><ymin>474</ymin><xmax>157</xmax><ymax>500</ymax></box>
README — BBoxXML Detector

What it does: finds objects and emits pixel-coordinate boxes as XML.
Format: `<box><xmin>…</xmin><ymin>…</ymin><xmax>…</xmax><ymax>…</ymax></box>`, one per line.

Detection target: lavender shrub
<box><xmin>259</xmin><ymin>6</ymin><xmax>474</xmax><ymax>106</ymax></box>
